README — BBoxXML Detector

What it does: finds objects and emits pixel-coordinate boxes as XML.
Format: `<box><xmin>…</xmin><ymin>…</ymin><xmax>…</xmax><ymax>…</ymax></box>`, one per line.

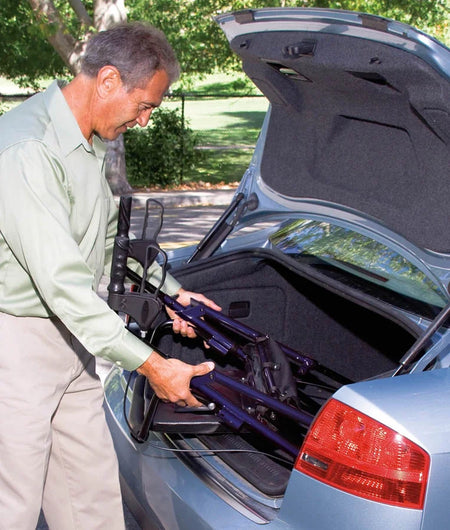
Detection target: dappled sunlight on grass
<box><xmin>184</xmin><ymin>148</ymin><xmax>254</xmax><ymax>185</ymax></box>
<box><xmin>165</xmin><ymin>96</ymin><xmax>267</xmax><ymax>135</ymax></box>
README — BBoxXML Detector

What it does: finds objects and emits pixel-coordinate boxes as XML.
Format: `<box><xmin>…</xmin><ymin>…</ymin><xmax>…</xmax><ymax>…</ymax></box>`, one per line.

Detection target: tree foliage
<box><xmin>0</xmin><ymin>1</ymin><xmax>447</xmax><ymax>89</ymax></box>
<box><xmin>130</xmin><ymin>0</ymin><xmax>448</xmax><ymax>77</ymax></box>
<box><xmin>0</xmin><ymin>1</ymin><xmax>67</xmax><ymax>88</ymax></box>
<box><xmin>0</xmin><ymin>1</ymin><xmax>127</xmax><ymax>86</ymax></box>
<box><xmin>124</xmin><ymin>107</ymin><xmax>203</xmax><ymax>188</ymax></box>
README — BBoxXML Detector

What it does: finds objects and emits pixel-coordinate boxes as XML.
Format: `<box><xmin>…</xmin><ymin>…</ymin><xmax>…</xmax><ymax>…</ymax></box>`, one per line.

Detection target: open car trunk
<box><xmin>127</xmin><ymin>247</ymin><xmax>419</xmax><ymax>500</ymax></box>
<box><xmin>106</xmin><ymin>10</ymin><xmax>450</xmax><ymax>526</ymax></box>
<box><xmin>166</xmin><ymin>250</ymin><xmax>418</xmax><ymax>380</ymax></box>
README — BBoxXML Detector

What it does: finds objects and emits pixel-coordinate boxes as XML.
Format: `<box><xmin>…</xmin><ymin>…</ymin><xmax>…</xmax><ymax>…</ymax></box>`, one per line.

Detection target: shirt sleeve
<box><xmin>0</xmin><ymin>141</ymin><xmax>166</xmax><ymax>370</ymax></box>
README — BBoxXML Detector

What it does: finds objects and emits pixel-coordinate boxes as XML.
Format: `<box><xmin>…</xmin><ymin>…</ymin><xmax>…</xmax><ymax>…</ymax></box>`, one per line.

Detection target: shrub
<box><xmin>124</xmin><ymin>107</ymin><xmax>203</xmax><ymax>188</ymax></box>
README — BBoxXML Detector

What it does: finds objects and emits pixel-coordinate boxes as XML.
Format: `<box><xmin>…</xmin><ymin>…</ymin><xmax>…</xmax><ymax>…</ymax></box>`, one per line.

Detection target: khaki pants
<box><xmin>0</xmin><ymin>313</ymin><xmax>125</xmax><ymax>529</ymax></box>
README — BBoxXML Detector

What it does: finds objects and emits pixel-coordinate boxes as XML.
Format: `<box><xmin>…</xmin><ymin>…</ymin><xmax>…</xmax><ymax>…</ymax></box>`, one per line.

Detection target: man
<box><xmin>0</xmin><ymin>22</ymin><xmax>218</xmax><ymax>528</ymax></box>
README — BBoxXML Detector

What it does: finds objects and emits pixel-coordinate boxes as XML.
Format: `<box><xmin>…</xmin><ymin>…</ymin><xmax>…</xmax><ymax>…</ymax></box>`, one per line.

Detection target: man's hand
<box><xmin>137</xmin><ymin>351</ymin><xmax>214</xmax><ymax>407</ymax></box>
<box><xmin>167</xmin><ymin>288</ymin><xmax>221</xmax><ymax>341</ymax></box>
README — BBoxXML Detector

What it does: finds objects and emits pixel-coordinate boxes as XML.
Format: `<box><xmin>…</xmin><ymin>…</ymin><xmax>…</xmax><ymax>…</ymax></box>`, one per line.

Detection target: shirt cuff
<box><xmin>112</xmin><ymin>330</ymin><xmax>155</xmax><ymax>371</ymax></box>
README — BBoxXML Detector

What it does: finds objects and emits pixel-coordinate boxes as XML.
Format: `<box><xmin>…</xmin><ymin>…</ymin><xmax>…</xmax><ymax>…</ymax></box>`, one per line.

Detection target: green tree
<box><xmin>0</xmin><ymin>1</ymin><xmax>67</xmax><ymax>89</ymax></box>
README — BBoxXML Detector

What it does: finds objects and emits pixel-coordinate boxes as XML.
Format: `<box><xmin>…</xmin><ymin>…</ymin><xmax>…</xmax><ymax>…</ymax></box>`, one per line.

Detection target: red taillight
<box><xmin>295</xmin><ymin>399</ymin><xmax>430</xmax><ymax>509</ymax></box>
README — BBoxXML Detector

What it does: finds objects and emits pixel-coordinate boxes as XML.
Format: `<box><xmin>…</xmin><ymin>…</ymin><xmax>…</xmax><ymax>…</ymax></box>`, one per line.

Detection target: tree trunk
<box><xmin>94</xmin><ymin>0</ymin><xmax>126</xmax><ymax>30</ymax></box>
<box><xmin>94</xmin><ymin>0</ymin><xmax>130</xmax><ymax>195</ymax></box>
<box><xmin>104</xmin><ymin>135</ymin><xmax>133</xmax><ymax>195</ymax></box>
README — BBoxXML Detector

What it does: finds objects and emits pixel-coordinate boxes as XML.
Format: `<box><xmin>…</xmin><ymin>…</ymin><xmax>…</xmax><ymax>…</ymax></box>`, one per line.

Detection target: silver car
<box><xmin>104</xmin><ymin>8</ymin><xmax>450</xmax><ymax>529</ymax></box>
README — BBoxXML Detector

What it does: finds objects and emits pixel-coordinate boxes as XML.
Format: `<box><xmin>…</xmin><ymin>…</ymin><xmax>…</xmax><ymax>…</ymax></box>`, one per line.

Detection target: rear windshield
<box><xmin>269</xmin><ymin>218</ymin><xmax>447</xmax><ymax>316</ymax></box>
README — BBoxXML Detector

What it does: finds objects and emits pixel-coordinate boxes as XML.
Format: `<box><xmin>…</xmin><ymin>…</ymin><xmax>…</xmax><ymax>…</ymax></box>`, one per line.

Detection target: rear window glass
<box><xmin>269</xmin><ymin>219</ymin><xmax>447</xmax><ymax>312</ymax></box>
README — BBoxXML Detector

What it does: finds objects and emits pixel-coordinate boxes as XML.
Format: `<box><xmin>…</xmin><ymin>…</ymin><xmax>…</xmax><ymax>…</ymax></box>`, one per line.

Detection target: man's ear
<box><xmin>96</xmin><ymin>65</ymin><xmax>122</xmax><ymax>98</ymax></box>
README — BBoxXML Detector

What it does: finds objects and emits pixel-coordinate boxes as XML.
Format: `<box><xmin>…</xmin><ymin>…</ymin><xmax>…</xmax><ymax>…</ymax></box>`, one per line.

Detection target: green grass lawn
<box><xmin>177</xmin><ymin>96</ymin><xmax>267</xmax><ymax>144</ymax></box>
<box><xmin>188</xmin><ymin>147</ymin><xmax>256</xmax><ymax>185</ymax></box>
<box><xmin>164</xmin><ymin>95</ymin><xmax>268</xmax><ymax>185</ymax></box>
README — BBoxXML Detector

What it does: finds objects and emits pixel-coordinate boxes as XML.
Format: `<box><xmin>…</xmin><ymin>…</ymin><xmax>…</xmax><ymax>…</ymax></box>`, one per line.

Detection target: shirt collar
<box><xmin>43</xmin><ymin>80</ymin><xmax>105</xmax><ymax>159</ymax></box>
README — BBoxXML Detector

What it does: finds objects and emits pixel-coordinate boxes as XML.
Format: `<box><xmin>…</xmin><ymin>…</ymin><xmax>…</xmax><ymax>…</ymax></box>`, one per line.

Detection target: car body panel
<box><xmin>105</xmin><ymin>364</ymin><xmax>450</xmax><ymax>529</ymax></box>
<box><xmin>281</xmin><ymin>472</ymin><xmax>423</xmax><ymax>530</ymax></box>
<box><xmin>278</xmin><ymin>370</ymin><xmax>450</xmax><ymax>529</ymax></box>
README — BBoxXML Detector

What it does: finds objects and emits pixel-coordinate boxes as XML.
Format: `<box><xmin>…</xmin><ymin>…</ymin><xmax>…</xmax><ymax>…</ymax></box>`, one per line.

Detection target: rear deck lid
<box><xmin>216</xmin><ymin>8</ymin><xmax>450</xmax><ymax>254</ymax></box>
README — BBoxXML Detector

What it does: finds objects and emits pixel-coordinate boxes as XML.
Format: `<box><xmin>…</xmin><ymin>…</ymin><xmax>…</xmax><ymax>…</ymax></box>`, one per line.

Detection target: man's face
<box><xmin>97</xmin><ymin>69</ymin><xmax>170</xmax><ymax>141</ymax></box>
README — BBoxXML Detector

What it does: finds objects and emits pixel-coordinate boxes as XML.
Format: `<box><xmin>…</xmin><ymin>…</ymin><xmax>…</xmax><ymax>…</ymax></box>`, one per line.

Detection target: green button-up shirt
<box><xmin>0</xmin><ymin>81</ymin><xmax>181</xmax><ymax>370</ymax></box>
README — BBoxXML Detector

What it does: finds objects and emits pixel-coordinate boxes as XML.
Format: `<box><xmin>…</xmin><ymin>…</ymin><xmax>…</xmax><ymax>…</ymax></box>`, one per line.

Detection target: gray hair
<box><xmin>81</xmin><ymin>22</ymin><xmax>180</xmax><ymax>90</ymax></box>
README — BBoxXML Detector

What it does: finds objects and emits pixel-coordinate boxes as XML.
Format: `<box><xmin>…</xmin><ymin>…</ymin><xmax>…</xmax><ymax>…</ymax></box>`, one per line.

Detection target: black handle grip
<box><xmin>117</xmin><ymin>195</ymin><xmax>132</xmax><ymax>237</ymax></box>
<box><xmin>108</xmin><ymin>196</ymin><xmax>132</xmax><ymax>297</ymax></box>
